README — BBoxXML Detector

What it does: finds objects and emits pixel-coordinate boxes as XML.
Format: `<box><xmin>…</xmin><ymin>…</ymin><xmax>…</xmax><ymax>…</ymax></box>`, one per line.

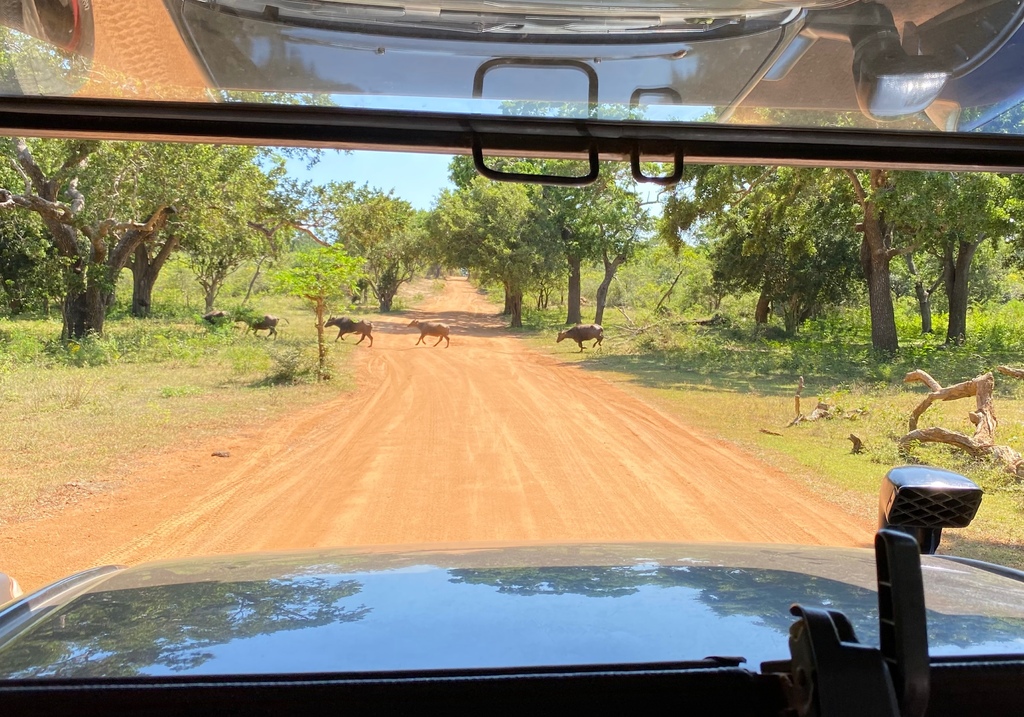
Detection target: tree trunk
<box><xmin>315</xmin><ymin>299</ymin><xmax>328</xmax><ymax>381</ymax></box>
<box><xmin>594</xmin><ymin>253</ymin><xmax>625</xmax><ymax>326</ymax></box>
<box><xmin>944</xmin><ymin>238</ymin><xmax>981</xmax><ymax>345</ymax></box>
<box><xmin>566</xmin><ymin>254</ymin><xmax>582</xmax><ymax>325</ymax></box>
<box><xmin>861</xmin><ymin>211</ymin><xmax>898</xmax><ymax>355</ymax></box>
<box><xmin>203</xmin><ymin>281</ymin><xmax>221</xmax><ymax>314</ymax></box>
<box><xmin>509</xmin><ymin>290</ymin><xmax>523</xmax><ymax>328</ymax></box>
<box><xmin>379</xmin><ymin>293</ymin><xmax>394</xmax><ymax>312</ymax></box>
<box><xmin>131</xmin><ymin>263</ymin><xmax>153</xmax><ymax>318</ymax></box>
<box><xmin>905</xmin><ymin>253</ymin><xmax>932</xmax><ymax>334</ymax></box>
<box><xmin>502</xmin><ymin>283</ymin><xmax>513</xmax><ymax>315</ymax></box>
<box><xmin>128</xmin><ymin>236</ymin><xmax>178</xmax><ymax>318</ymax></box>
<box><xmin>783</xmin><ymin>296</ymin><xmax>799</xmax><ymax>336</ymax></box>
<box><xmin>754</xmin><ymin>290</ymin><xmax>771</xmax><ymax>324</ymax></box>
<box><xmin>62</xmin><ymin>269</ymin><xmax>109</xmax><ymax>339</ymax></box>
<box><xmin>848</xmin><ymin>170</ymin><xmax>898</xmax><ymax>355</ymax></box>
<box><xmin>243</xmin><ymin>256</ymin><xmax>267</xmax><ymax>306</ymax></box>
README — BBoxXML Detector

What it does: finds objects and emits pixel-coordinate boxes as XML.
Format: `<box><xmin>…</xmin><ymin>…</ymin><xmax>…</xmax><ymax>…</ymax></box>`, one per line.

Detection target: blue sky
<box><xmin>287</xmin><ymin>150</ymin><xmax>456</xmax><ymax>211</ymax></box>
<box><xmin>287</xmin><ymin>148</ymin><xmax>666</xmax><ymax>214</ymax></box>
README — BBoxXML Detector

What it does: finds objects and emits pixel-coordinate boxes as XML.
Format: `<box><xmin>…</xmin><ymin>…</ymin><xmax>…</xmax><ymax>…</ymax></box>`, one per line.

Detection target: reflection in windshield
<box><xmin>449</xmin><ymin>565</ymin><xmax>1024</xmax><ymax>651</ymax></box>
<box><xmin>0</xmin><ymin>578</ymin><xmax>369</xmax><ymax>678</ymax></box>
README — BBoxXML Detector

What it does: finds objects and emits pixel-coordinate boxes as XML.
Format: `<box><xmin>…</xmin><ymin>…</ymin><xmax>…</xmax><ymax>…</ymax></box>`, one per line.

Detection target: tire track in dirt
<box><xmin>0</xmin><ymin>278</ymin><xmax>872</xmax><ymax>591</ymax></box>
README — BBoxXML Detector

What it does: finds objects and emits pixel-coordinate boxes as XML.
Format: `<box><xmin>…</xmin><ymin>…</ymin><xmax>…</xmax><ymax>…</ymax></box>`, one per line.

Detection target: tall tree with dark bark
<box><xmin>703</xmin><ymin>168</ymin><xmax>860</xmax><ymax>334</ymax></box>
<box><xmin>662</xmin><ymin>165</ymin><xmax>914</xmax><ymax>354</ymax></box>
<box><xmin>0</xmin><ymin>138</ymin><xmax>178</xmax><ymax>337</ymax></box>
<box><xmin>336</xmin><ymin>186</ymin><xmax>424</xmax><ymax>312</ymax></box>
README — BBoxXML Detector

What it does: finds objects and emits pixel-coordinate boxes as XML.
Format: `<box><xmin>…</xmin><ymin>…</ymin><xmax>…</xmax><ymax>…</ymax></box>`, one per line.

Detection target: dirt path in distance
<box><xmin>1</xmin><ymin>279</ymin><xmax>871</xmax><ymax>591</ymax></box>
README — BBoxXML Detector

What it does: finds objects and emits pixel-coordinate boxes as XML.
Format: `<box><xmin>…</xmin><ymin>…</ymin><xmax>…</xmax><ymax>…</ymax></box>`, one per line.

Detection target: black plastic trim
<box><xmin>0</xmin><ymin>664</ymin><xmax>788</xmax><ymax>717</ymax></box>
<box><xmin>3</xmin><ymin>97</ymin><xmax>1024</xmax><ymax>172</ymax></box>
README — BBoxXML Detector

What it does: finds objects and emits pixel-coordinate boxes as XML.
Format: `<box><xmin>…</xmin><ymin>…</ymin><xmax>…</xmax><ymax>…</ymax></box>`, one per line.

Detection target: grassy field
<box><xmin>512</xmin><ymin>294</ymin><xmax>1024</xmax><ymax>568</ymax></box>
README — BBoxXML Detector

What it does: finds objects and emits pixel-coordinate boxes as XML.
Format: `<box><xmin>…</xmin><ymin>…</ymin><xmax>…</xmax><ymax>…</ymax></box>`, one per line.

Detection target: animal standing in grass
<box><xmin>325</xmin><ymin>316</ymin><xmax>374</xmax><ymax>346</ymax></box>
<box><xmin>557</xmin><ymin>323</ymin><xmax>603</xmax><ymax>352</ymax></box>
<box><xmin>409</xmin><ymin>319</ymin><xmax>450</xmax><ymax>348</ymax></box>
<box><xmin>240</xmin><ymin>314</ymin><xmax>288</xmax><ymax>338</ymax></box>
<box><xmin>201</xmin><ymin>310</ymin><xmax>230</xmax><ymax>324</ymax></box>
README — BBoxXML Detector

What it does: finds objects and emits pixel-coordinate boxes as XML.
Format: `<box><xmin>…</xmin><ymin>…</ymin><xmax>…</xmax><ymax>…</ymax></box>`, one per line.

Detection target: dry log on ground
<box><xmin>788</xmin><ymin>377</ymin><xmax>838</xmax><ymax>426</ymax></box>
<box><xmin>997</xmin><ymin>365</ymin><xmax>1024</xmax><ymax>380</ymax></box>
<box><xmin>900</xmin><ymin>369</ymin><xmax>1024</xmax><ymax>477</ymax></box>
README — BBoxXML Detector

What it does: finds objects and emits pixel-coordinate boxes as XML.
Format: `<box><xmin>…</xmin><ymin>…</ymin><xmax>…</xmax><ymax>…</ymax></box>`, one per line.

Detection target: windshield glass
<box><xmin>1</xmin><ymin>0</ymin><xmax>1024</xmax><ymax>133</ymax></box>
<box><xmin>3</xmin><ymin>0</ymin><xmax>1024</xmax><ymax>683</ymax></box>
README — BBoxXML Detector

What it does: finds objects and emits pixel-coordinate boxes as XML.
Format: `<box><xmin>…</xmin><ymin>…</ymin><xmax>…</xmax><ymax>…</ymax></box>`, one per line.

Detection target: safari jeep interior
<box><xmin>2</xmin><ymin>0</ymin><xmax>1024</xmax><ymax>715</ymax></box>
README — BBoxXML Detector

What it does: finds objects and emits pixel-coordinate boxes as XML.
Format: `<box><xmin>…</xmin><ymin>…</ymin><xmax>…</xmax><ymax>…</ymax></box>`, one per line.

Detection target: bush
<box><xmin>263</xmin><ymin>342</ymin><xmax>319</xmax><ymax>384</ymax></box>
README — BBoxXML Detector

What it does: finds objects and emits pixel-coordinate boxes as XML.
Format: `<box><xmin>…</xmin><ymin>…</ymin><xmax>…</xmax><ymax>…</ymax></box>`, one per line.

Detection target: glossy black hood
<box><xmin>1</xmin><ymin>543</ymin><xmax>1024</xmax><ymax>678</ymax></box>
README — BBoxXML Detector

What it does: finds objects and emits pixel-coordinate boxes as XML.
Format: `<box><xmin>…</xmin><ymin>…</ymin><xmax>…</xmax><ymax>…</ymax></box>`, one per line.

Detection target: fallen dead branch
<box><xmin>760</xmin><ymin>428</ymin><xmax>783</xmax><ymax>436</ymax></box>
<box><xmin>997</xmin><ymin>365</ymin><xmax>1024</xmax><ymax>380</ymax></box>
<box><xmin>788</xmin><ymin>376</ymin><xmax>837</xmax><ymax>426</ymax></box>
<box><xmin>900</xmin><ymin>369</ymin><xmax>1024</xmax><ymax>477</ymax></box>
<box><xmin>614</xmin><ymin>306</ymin><xmax>659</xmax><ymax>336</ymax></box>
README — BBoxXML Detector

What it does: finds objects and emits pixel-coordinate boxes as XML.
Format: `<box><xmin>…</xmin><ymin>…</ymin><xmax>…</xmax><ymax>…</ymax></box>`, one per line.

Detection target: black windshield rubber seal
<box><xmin>2</xmin><ymin>96</ymin><xmax>1024</xmax><ymax>173</ymax></box>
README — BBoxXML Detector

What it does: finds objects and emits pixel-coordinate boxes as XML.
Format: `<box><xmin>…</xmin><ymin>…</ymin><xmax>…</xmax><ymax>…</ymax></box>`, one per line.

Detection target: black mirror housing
<box><xmin>879</xmin><ymin>466</ymin><xmax>983</xmax><ymax>554</ymax></box>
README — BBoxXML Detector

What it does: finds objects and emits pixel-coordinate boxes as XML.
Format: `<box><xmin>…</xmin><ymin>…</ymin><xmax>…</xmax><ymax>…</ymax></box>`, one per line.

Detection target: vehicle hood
<box><xmin>1</xmin><ymin>543</ymin><xmax>1024</xmax><ymax>678</ymax></box>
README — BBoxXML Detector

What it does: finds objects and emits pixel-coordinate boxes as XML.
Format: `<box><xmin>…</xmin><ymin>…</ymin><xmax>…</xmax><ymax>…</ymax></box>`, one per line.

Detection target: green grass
<box><xmin>511</xmin><ymin>295</ymin><xmax>1024</xmax><ymax>568</ymax></box>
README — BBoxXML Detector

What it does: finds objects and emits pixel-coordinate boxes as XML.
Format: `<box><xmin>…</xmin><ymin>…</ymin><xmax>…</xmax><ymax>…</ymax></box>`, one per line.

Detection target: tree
<box><xmin>884</xmin><ymin>171</ymin><xmax>1012</xmax><ymax>344</ymax></box>
<box><xmin>662</xmin><ymin>166</ymin><xmax>903</xmax><ymax>353</ymax></box>
<box><xmin>0</xmin><ymin>209</ymin><xmax>63</xmax><ymax>314</ymax></box>
<box><xmin>429</xmin><ymin>176</ymin><xmax>556</xmax><ymax>327</ymax></box>
<box><xmin>340</xmin><ymin>186</ymin><xmax>423</xmax><ymax>312</ymax></box>
<box><xmin>585</xmin><ymin>166</ymin><xmax>652</xmax><ymax>325</ymax></box>
<box><xmin>702</xmin><ymin>167</ymin><xmax>860</xmax><ymax>334</ymax></box>
<box><xmin>273</xmin><ymin>245</ymin><xmax>363</xmax><ymax>380</ymax></box>
<box><xmin>456</xmin><ymin>156</ymin><xmax>650</xmax><ymax>325</ymax></box>
<box><xmin>0</xmin><ymin>138</ymin><xmax>179</xmax><ymax>337</ymax></box>
<box><xmin>179</xmin><ymin>147</ymin><xmax>286</xmax><ymax>312</ymax></box>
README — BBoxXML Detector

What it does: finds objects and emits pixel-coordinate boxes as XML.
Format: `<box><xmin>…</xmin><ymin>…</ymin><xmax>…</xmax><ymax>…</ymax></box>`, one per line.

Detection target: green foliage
<box><xmin>335</xmin><ymin>186</ymin><xmax>424</xmax><ymax>311</ymax></box>
<box><xmin>429</xmin><ymin>175</ymin><xmax>557</xmax><ymax>325</ymax></box>
<box><xmin>272</xmin><ymin>245</ymin><xmax>363</xmax><ymax>308</ymax></box>
<box><xmin>273</xmin><ymin>245</ymin><xmax>363</xmax><ymax>380</ymax></box>
<box><xmin>263</xmin><ymin>342</ymin><xmax>320</xmax><ymax>385</ymax></box>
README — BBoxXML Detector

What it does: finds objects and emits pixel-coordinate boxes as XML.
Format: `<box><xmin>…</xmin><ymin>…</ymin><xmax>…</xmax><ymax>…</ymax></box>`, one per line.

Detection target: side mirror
<box><xmin>879</xmin><ymin>466</ymin><xmax>983</xmax><ymax>554</ymax></box>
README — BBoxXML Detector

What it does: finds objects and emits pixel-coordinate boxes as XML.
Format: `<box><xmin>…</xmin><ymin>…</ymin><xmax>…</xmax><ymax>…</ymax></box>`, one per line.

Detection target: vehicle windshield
<box><xmin>2</xmin><ymin>0</ymin><xmax>1024</xmax><ymax>681</ymax></box>
<box><xmin>1</xmin><ymin>0</ymin><xmax>1024</xmax><ymax>131</ymax></box>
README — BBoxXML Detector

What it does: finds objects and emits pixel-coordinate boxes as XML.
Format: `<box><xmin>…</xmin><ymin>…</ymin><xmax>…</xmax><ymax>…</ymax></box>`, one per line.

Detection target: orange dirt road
<box><xmin>1</xmin><ymin>279</ymin><xmax>871</xmax><ymax>591</ymax></box>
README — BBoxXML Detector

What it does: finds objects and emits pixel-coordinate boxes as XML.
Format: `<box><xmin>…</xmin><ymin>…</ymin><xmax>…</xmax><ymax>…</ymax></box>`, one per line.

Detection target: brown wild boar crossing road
<box><xmin>1</xmin><ymin>278</ymin><xmax>870</xmax><ymax>591</ymax></box>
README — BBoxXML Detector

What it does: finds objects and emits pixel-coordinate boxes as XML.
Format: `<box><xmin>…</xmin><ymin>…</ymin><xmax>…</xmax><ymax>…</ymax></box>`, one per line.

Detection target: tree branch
<box><xmin>53</xmin><ymin>141</ymin><xmax>94</xmax><ymax>185</ymax></box>
<box><xmin>66</xmin><ymin>178</ymin><xmax>85</xmax><ymax>216</ymax></box>
<box><xmin>14</xmin><ymin>138</ymin><xmax>47</xmax><ymax>193</ymax></box>
<box><xmin>291</xmin><ymin>222</ymin><xmax>331</xmax><ymax>247</ymax></box>
<box><xmin>843</xmin><ymin>169</ymin><xmax>867</xmax><ymax>205</ymax></box>
<box><xmin>654</xmin><ymin>266</ymin><xmax>686</xmax><ymax>314</ymax></box>
<box><xmin>886</xmin><ymin>242</ymin><xmax>922</xmax><ymax>260</ymax></box>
